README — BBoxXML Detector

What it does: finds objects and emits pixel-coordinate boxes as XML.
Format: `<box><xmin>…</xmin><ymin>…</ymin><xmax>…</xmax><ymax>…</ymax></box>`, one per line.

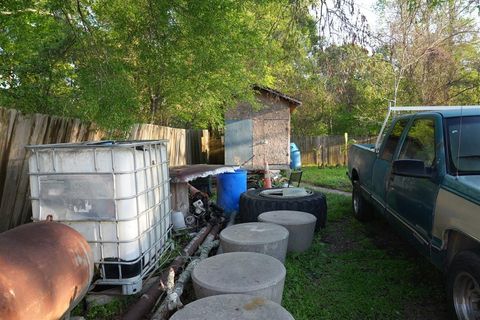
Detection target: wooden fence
<box><xmin>129</xmin><ymin>124</ymin><xmax>209</xmax><ymax>166</ymax></box>
<box><xmin>0</xmin><ymin>108</ymin><xmax>208</xmax><ymax>231</ymax></box>
<box><xmin>292</xmin><ymin>135</ymin><xmax>376</xmax><ymax>166</ymax></box>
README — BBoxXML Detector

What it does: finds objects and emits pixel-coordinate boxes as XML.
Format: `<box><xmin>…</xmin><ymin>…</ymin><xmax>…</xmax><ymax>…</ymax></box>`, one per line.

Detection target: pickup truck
<box><xmin>348</xmin><ymin>107</ymin><xmax>480</xmax><ymax>320</ymax></box>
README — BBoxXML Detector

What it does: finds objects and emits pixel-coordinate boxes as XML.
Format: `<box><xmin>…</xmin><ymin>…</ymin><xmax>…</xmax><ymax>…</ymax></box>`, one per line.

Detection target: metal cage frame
<box><xmin>27</xmin><ymin>140</ymin><xmax>173</xmax><ymax>294</ymax></box>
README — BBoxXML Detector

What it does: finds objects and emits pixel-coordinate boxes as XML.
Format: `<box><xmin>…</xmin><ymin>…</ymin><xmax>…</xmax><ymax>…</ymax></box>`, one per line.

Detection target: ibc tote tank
<box><xmin>27</xmin><ymin>140</ymin><xmax>172</xmax><ymax>295</ymax></box>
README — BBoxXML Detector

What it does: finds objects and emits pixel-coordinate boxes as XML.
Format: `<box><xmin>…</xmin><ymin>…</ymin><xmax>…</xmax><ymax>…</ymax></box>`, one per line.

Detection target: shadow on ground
<box><xmin>283</xmin><ymin>193</ymin><xmax>449</xmax><ymax>320</ymax></box>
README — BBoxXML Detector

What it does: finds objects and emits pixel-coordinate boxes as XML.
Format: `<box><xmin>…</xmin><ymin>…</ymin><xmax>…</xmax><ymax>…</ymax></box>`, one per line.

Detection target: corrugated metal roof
<box><xmin>169</xmin><ymin>164</ymin><xmax>239</xmax><ymax>182</ymax></box>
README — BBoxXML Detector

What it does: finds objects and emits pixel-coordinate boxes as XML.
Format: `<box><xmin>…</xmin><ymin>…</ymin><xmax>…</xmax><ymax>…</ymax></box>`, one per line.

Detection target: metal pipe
<box><xmin>121</xmin><ymin>224</ymin><xmax>213</xmax><ymax>320</ymax></box>
<box><xmin>151</xmin><ymin>223</ymin><xmax>222</xmax><ymax>320</ymax></box>
<box><xmin>0</xmin><ymin>222</ymin><xmax>94</xmax><ymax>320</ymax></box>
<box><xmin>375</xmin><ymin>101</ymin><xmax>392</xmax><ymax>152</ymax></box>
<box><xmin>187</xmin><ymin>183</ymin><xmax>208</xmax><ymax>199</ymax></box>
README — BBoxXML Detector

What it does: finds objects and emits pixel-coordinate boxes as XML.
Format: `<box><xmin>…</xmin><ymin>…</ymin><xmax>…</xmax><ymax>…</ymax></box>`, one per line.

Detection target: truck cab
<box><xmin>348</xmin><ymin>107</ymin><xmax>480</xmax><ymax>320</ymax></box>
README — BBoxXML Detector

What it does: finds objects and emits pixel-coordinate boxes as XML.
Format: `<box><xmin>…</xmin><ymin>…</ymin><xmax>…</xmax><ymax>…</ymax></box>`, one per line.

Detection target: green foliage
<box><xmin>0</xmin><ymin>0</ymin><xmax>141</xmax><ymax>129</ymax></box>
<box><xmin>288</xmin><ymin>0</ymin><xmax>480</xmax><ymax>136</ymax></box>
<box><xmin>85</xmin><ymin>298</ymin><xmax>132</xmax><ymax>320</ymax></box>
<box><xmin>71</xmin><ymin>296</ymin><xmax>134</xmax><ymax>320</ymax></box>
<box><xmin>0</xmin><ymin>0</ymin><xmax>304</xmax><ymax>130</ymax></box>
<box><xmin>276</xmin><ymin>38</ymin><xmax>395</xmax><ymax>135</ymax></box>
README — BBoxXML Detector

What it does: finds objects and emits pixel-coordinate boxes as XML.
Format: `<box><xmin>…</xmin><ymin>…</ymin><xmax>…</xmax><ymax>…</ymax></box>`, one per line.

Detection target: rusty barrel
<box><xmin>0</xmin><ymin>221</ymin><xmax>94</xmax><ymax>320</ymax></box>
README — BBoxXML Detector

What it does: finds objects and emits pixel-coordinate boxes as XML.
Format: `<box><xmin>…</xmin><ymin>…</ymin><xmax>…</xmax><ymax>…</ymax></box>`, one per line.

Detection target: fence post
<box><xmin>344</xmin><ymin>132</ymin><xmax>348</xmax><ymax>166</ymax></box>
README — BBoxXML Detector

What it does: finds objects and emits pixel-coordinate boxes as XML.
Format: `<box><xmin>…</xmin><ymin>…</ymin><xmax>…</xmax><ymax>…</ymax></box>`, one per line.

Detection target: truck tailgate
<box><xmin>348</xmin><ymin>143</ymin><xmax>376</xmax><ymax>192</ymax></box>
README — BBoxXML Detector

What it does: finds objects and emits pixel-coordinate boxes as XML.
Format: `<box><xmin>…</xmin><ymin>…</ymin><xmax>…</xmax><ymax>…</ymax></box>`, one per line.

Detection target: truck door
<box><xmin>371</xmin><ymin>118</ymin><xmax>409</xmax><ymax>213</ymax></box>
<box><xmin>386</xmin><ymin>117</ymin><xmax>440</xmax><ymax>255</ymax></box>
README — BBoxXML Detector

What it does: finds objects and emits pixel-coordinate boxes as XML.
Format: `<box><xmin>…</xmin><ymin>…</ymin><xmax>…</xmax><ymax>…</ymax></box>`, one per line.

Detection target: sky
<box><xmin>356</xmin><ymin>0</ymin><xmax>380</xmax><ymax>31</ymax></box>
<box><xmin>311</xmin><ymin>0</ymin><xmax>381</xmax><ymax>48</ymax></box>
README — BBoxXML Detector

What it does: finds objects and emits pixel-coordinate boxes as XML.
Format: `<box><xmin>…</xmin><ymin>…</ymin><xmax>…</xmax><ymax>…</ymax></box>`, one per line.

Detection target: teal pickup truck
<box><xmin>348</xmin><ymin>106</ymin><xmax>480</xmax><ymax>320</ymax></box>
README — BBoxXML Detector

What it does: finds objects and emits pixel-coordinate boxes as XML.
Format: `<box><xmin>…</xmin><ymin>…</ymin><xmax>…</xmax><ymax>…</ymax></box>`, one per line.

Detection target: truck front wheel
<box><xmin>352</xmin><ymin>180</ymin><xmax>373</xmax><ymax>222</ymax></box>
<box><xmin>447</xmin><ymin>250</ymin><xmax>480</xmax><ymax>320</ymax></box>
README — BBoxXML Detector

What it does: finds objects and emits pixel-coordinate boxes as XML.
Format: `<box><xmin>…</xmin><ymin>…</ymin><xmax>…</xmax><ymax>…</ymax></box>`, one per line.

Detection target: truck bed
<box><xmin>348</xmin><ymin>143</ymin><xmax>376</xmax><ymax>192</ymax></box>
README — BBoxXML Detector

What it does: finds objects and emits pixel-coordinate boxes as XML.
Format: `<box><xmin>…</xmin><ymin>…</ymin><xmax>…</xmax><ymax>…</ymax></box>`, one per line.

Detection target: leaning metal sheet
<box><xmin>169</xmin><ymin>164</ymin><xmax>239</xmax><ymax>183</ymax></box>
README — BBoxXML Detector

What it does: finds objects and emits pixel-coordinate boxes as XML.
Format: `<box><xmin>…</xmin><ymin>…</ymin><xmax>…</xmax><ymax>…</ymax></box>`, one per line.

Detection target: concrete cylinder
<box><xmin>258</xmin><ymin>210</ymin><xmax>316</xmax><ymax>252</ymax></box>
<box><xmin>220</xmin><ymin>222</ymin><xmax>289</xmax><ymax>263</ymax></box>
<box><xmin>192</xmin><ymin>252</ymin><xmax>286</xmax><ymax>304</ymax></box>
<box><xmin>170</xmin><ymin>294</ymin><xmax>294</xmax><ymax>320</ymax></box>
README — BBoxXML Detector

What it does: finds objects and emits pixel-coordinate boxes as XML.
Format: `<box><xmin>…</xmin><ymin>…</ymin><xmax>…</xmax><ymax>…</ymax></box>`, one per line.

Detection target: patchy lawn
<box><xmin>301</xmin><ymin>166</ymin><xmax>352</xmax><ymax>192</ymax></box>
<box><xmin>283</xmin><ymin>193</ymin><xmax>448</xmax><ymax>320</ymax></box>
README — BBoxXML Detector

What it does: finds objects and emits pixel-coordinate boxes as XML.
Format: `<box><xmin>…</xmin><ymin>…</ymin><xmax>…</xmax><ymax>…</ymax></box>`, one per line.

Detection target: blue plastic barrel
<box><xmin>290</xmin><ymin>143</ymin><xmax>302</xmax><ymax>170</ymax></box>
<box><xmin>217</xmin><ymin>169</ymin><xmax>247</xmax><ymax>214</ymax></box>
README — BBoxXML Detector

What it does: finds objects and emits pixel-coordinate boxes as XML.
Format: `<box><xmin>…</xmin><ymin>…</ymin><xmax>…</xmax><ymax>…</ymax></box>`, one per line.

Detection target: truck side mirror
<box><xmin>392</xmin><ymin>159</ymin><xmax>434</xmax><ymax>179</ymax></box>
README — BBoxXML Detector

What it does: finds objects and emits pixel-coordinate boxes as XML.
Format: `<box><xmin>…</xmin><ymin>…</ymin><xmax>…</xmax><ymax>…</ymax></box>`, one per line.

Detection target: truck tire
<box><xmin>447</xmin><ymin>250</ymin><xmax>480</xmax><ymax>320</ymax></box>
<box><xmin>239</xmin><ymin>188</ymin><xmax>327</xmax><ymax>230</ymax></box>
<box><xmin>352</xmin><ymin>180</ymin><xmax>373</xmax><ymax>222</ymax></box>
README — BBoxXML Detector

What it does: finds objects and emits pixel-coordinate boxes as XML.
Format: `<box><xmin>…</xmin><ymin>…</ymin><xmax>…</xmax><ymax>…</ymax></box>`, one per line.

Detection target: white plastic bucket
<box><xmin>171</xmin><ymin>211</ymin><xmax>186</xmax><ymax>230</ymax></box>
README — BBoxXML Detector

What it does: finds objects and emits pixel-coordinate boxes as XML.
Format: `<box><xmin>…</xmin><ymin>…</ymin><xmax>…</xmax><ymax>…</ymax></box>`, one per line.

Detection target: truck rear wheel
<box><xmin>352</xmin><ymin>180</ymin><xmax>373</xmax><ymax>222</ymax></box>
<box><xmin>447</xmin><ymin>250</ymin><xmax>480</xmax><ymax>320</ymax></box>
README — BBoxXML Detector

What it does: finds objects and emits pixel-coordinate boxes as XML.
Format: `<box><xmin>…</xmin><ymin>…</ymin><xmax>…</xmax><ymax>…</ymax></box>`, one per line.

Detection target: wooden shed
<box><xmin>224</xmin><ymin>85</ymin><xmax>301</xmax><ymax>169</ymax></box>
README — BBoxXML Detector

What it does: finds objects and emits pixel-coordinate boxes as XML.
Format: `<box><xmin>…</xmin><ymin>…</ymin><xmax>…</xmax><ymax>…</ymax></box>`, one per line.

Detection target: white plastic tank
<box><xmin>27</xmin><ymin>140</ymin><xmax>172</xmax><ymax>294</ymax></box>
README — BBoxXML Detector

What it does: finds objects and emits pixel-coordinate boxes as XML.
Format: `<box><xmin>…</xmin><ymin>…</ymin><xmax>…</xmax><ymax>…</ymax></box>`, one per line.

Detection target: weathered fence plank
<box><xmin>0</xmin><ymin>108</ymin><xmax>208</xmax><ymax>231</ymax></box>
<box><xmin>292</xmin><ymin>135</ymin><xmax>376</xmax><ymax>166</ymax></box>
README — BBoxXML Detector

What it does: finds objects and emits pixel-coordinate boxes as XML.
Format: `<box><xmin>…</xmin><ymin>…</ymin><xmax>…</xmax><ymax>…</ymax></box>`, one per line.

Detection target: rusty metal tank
<box><xmin>0</xmin><ymin>221</ymin><xmax>94</xmax><ymax>320</ymax></box>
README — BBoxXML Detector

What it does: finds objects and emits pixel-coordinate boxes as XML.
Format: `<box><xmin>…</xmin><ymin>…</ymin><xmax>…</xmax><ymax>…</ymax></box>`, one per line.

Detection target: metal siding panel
<box><xmin>433</xmin><ymin>188</ymin><xmax>480</xmax><ymax>248</ymax></box>
<box><xmin>225</xmin><ymin>120</ymin><xmax>253</xmax><ymax>165</ymax></box>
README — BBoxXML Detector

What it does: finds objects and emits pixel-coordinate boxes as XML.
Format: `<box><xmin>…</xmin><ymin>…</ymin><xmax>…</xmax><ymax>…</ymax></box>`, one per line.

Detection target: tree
<box><xmin>1</xmin><ymin>0</ymin><xmax>378</xmax><ymax>132</ymax></box>
<box><xmin>377</xmin><ymin>0</ymin><xmax>480</xmax><ymax>106</ymax></box>
<box><xmin>274</xmin><ymin>0</ymin><xmax>394</xmax><ymax>136</ymax></box>
<box><xmin>0</xmin><ymin>0</ymin><xmax>308</xmax><ymax>129</ymax></box>
<box><xmin>290</xmin><ymin>44</ymin><xmax>393</xmax><ymax>136</ymax></box>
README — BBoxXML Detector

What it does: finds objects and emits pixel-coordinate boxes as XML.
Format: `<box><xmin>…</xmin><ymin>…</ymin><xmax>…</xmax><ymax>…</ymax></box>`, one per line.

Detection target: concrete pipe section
<box><xmin>220</xmin><ymin>222</ymin><xmax>289</xmax><ymax>263</ymax></box>
<box><xmin>192</xmin><ymin>252</ymin><xmax>286</xmax><ymax>304</ymax></box>
<box><xmin>170</xmin><ymin>294</ymin><xmax>294</xmax><ymax>320</ymax></box>
<box><xmin>258</xmin><ymin>210</ymin><xmax>316</xmax><ymax>252</ymax></box>
<box><xmin>0</xmin><ymin>221</ymin><xmax>94</xmax><ymax>320</ymax></box>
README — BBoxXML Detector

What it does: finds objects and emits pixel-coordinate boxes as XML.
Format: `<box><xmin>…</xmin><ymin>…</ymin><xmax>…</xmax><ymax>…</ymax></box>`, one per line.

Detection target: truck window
<box><xmin>380</xmin><ymin>119</ymin><xmax>408</xmax><ymax>161</ymax></box>
<box><xmin>447</xmin><ymin>116</ymin><xmax>480</xmax><ymax>174</ymax></box>
<box><xmin>398</xmin><ymin>118</ymin><xmax>436</xmax><ymax>167</ymax></box>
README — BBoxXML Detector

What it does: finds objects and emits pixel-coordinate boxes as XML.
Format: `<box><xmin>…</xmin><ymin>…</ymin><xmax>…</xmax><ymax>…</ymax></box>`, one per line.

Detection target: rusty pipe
<box><xmin>122</xmin><ymin>224</ymin><xmax>213</xmax><ymax>320</ymax></box>
<box><xmin>187</xmin><ymin>183</ymin><xmax>208</xmax><ymax>199</ymax></box>
<box><xmin>151</xmin><ymin>222</ymin><xmax>223</xmax><ymax>320</ymax></box>
<box><xmin>0</xmin><ymin>221</ymin><xmax>94</xmax><ymax>320</ymax></box>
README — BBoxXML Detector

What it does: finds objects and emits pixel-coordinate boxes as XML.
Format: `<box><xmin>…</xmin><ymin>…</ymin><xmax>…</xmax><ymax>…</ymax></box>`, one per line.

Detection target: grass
<box><xmin>71</xmin><ymin>296</ymin><xmax>133</xmax><ymax>320</ymax></box>
<box><xmin>283</xmin><ymin>193</ymin><xmax>447</xmax><ymax>320</ymax></box>
<box><xmin>301</xmin><ymin>166</ymin><xmax>352</xmax><ymax>192</ymax></box>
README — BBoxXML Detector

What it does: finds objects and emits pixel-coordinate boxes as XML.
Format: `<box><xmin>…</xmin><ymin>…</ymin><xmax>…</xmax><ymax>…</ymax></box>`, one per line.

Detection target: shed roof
<box><xmin>253</xmin><ymin>85</ymin><xmax>302</xmax><ymax>107</ymax></box>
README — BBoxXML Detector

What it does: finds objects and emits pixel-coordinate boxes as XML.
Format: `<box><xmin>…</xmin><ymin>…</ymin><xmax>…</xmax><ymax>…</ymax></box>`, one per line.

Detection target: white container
<box><xmin>171</xmin><ymin>211</ymin><xmax>186</xmax><ymax>230</ymax></box>
<box><xmin>27</xmin><ymin>141</ymin><xmax>172</xmax><ymax>295</ymax></box>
